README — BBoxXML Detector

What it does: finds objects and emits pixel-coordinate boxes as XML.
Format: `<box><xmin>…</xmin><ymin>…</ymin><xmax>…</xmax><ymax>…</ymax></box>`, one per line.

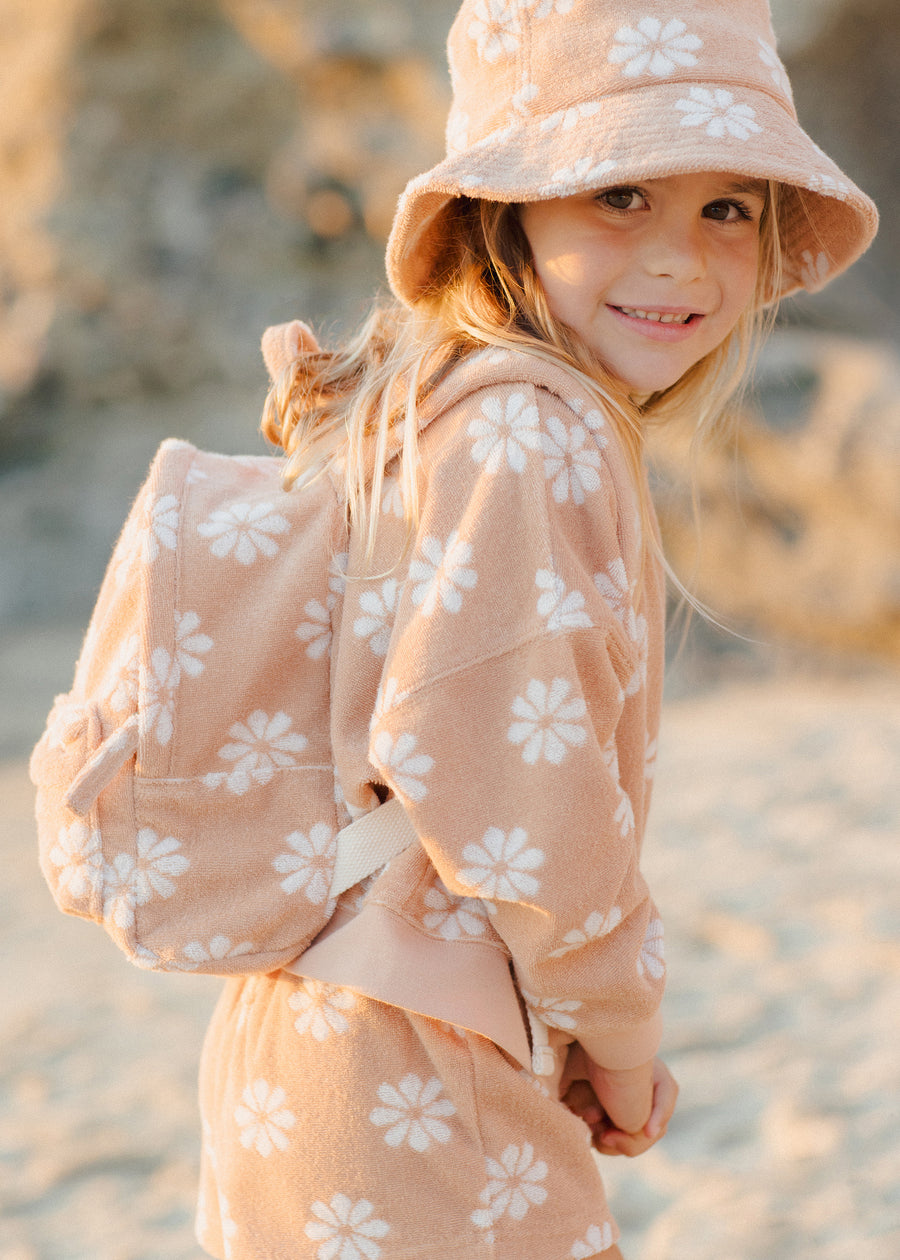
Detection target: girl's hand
<box><xmin>561</xmin><ymin>1051</ymin><xmax>678</xmax><ymax>1158</ymax></box>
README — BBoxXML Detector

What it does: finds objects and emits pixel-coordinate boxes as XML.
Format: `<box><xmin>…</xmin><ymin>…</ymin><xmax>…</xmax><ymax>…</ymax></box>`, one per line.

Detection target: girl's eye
<box><xmin>597</xmin><ymin>187</ymin><xmax>646</xmax><ymax>212</ymax></box>
<box><xmin>704</xmin><ymin>199</ymin><xmax>753</xmax><ymax>223</ymax></box>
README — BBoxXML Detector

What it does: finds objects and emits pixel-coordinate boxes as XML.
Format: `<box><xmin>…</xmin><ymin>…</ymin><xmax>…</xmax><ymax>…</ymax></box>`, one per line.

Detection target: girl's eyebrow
<box><xmin>721</xmin><ymin>179</ymin><xmax>767</xmax><ymax>199</ymax></box>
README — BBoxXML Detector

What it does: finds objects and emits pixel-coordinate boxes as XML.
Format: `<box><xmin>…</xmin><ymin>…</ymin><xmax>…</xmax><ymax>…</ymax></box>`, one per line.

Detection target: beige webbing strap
<box><xmin>328</xmin><ymin>798</ymin><xmax>419</xmax><ymax>899</ymax></box>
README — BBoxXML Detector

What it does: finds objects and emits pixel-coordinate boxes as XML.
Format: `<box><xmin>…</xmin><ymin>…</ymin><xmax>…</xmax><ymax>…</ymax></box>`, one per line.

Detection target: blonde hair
<box><xmin>262</xmin><ymin>184</ymin><xmax>783</xmax><ymax>572</ymax></box>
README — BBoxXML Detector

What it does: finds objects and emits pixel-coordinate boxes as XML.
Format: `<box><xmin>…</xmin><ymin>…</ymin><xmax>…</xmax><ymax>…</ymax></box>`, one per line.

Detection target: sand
<box><xmin>2</xmin><ymin>670</ymin><xmax>899</xmax><ymax>1259</ymax></box>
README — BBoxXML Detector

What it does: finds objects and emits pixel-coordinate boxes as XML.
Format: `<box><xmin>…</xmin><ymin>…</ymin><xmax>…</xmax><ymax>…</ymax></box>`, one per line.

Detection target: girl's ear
<box><xmin>261</xmin><ymin>319</ymin><xmax>322</xmax><ymax>380</ymax></box>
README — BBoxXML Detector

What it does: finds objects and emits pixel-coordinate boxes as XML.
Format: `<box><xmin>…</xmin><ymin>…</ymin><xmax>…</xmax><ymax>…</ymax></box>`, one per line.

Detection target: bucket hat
<box><xmin>386</xmin><ymin>0</ymin><xmax>878</xmax><ymax>306</ymax></box>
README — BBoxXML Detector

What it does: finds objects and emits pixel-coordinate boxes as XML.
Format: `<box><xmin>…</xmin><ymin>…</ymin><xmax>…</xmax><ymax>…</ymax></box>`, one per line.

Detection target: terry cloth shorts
<box><xmin>196</xmin><ymin>970</ymin><xmax>619</xmax><ymax>1259</ymax></box>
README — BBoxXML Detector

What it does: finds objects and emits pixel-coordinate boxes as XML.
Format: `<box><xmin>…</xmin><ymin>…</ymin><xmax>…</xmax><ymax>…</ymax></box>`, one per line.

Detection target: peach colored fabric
<box><xmin>386</xmin><ymin>0</ymin><xmax>878</xmax><ymax>306</ymax></box>
<box><xmin>32</xmin><ymin>347</ymin><xmax>665</xmax><ymax>1258</ymax></box>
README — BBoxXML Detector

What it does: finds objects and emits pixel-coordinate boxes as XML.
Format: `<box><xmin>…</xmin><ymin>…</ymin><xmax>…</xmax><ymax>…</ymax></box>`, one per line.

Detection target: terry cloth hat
<box><xmin>386</xmin><ymin>0</ymin><xmax>878</xmax><ymax>306</ymax></box>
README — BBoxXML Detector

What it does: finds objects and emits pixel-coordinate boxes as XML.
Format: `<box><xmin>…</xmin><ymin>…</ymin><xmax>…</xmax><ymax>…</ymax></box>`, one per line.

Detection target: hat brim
<box><xmin>387</xmin><ymin>81</ymin><xmax>878</xmax><ymax>307</ymax></box>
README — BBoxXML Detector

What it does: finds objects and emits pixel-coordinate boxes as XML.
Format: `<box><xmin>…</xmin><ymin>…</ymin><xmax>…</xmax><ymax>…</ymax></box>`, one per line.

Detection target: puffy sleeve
<box><xmin>368</xmin><ymin>380</ymin><xmax>665</xmax><ymax>1071</ymax></box>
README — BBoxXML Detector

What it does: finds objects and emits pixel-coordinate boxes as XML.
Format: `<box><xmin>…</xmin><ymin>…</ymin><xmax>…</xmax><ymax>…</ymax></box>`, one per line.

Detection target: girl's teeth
<box><xmin>618</xmin><ymin>307</ymin><xmax>692</xmax><ymax>324</ymax></box>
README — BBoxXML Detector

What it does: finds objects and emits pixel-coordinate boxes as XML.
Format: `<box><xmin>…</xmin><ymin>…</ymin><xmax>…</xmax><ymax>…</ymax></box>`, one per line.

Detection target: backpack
<box><xmin>30</xmin><ymin>325</ymin><xmax>416</xmax><ymax>976</ymax></box>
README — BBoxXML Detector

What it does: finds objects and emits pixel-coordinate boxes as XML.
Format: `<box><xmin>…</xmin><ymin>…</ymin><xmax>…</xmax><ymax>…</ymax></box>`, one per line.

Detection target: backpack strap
<box><xmin>329</xmin><ymin>797</ymin><xmax>418</xmax><ymax>899</ymax></box>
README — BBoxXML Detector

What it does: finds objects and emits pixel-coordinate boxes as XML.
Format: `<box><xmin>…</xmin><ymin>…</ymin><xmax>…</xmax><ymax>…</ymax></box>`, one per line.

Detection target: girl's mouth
<box><xmin>608</xmin><ymin>304</ymin><xmax>705</xmax><ymax>339</ymax></box>
<box><xmin>611</xmin><ymin>306</ymin><xmax>698</xmax><ymax>324</ymax></box>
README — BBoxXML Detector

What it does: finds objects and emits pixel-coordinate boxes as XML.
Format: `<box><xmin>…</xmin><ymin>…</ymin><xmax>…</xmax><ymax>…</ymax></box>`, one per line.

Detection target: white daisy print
<box><xmin>572</xmin><ymin>1223</ymin><xmax>615</xmax><ymax>1257</ymax></box>
<box><xmin>543</xmin><ymin>157</ymin><xmax>618</xmax><ymax>194</ymax></box>
<box><xmin>548</xmin><ymin>907</ymin><xmax>623</xmax><ymax>957</ymax></box>
<box><xmin>369</xmin><ymin>1074</ymin><xmax>456</xmax><ymax>1151</ymax></box>
<box><xmin>197</xmin><ymin>500</ymin><xmax>289</xmax><ymax>565</ymax></box>
<box><xmin>105</xmin><ymin>634</ymin><xmax>140</xmax><ymax>714</ymax></box>
<box><xmin>529</xmin><ymin>0</ymin><xmax>574</xmax><ymax>17</ymax></box>
<box><xmin>458</xmin><ymin>827</ymin><xmax>544</xmax><ymax>900</ymax></box>
<box><xmin>305</xmin><ymin>1194</ymin><xmax>390</xmax><ymax>1260</ymax></box>
<box><xmin>675</xmin><ymin>87</ymin><xmax>763</xmax><ymax>140</ymax></box>
<box><xmin>542</xmin><ymin>416</ymin><xmax>604</xmax><ymax>504</ymax></box>
<box><xmin>521</xmin><ymin>990</ymin><xmax>582</xmax><ymax>1032</ymax></box>
<box><xmin>180</xmin><ymin>936</ymin><xmax>255</xmax><ymax>968</ymax></box>
<box><xmin>296</xmin><ymin>597</ymin><xmax>333</xmax><ymax>660</ymax></box>
<box><xmin>235</xmin><ymin>1079</ymin><xmax>296</xmax><ymax>1157</ymax></box>
<box><xmin>638</xmin><ymin>916</ymin><xmax>666</xmax><ymax>979</ymax></box>
<box><xmin>594</xmin><ymin>562</ymin><xmax>647</xmax><ymax>694</ymax></box>
<box><xmin>422</xmin><ymin>877</ymin><xmax>490</xmax><ymax>940</ymax></box>
<box><xmin>608</xmin><ymin>16</ymin><xmax>702</xmax><ymax>77</ymax></box>
<box><xmin>203</xmin><ymin>710</ymin><xmax>308</xmax><ymax>795</ymax></box>
<box><xmin>369</xmin><ymin>677</ymin><xmax>410</xmax><ymax>731</ymax></box>
<box><xmin>409</xmin><ymin>531</ymin><xmax>477</xmax><ymax>616</ymax></box>
<box><xmin>381</xmin><ymin>475</ymin><xmax>404</xmax><ymax>518</ymax></box>
<box><xmin>535</xmin><ymin>567</ymin><xmax>593</xmax><ymax>632</ymax></box>
<box><xmin>143</xmin><ymin>493</ymin><xmax>179</xmax><ymax>563</ymax></box>
<box><xmin>273</xmin><ymin>823</ymin><xmax>337</xmax><ymax>904</ymax></box>
<box><xmin>540</xmin><ymin>101</ymin><xmax>602</xmax><ymax>133</ymax></box>
<box><xmin>757</xmin><ymin>36</ymin><xmax>791</xmax><ymax>97</ymax></box>
<box><xmin>353</xmin><ymin>580</ymin><xmax>401</xmax><ymax>656</ymax></box>
<box><xmin>48</xmin><ymin>820</ymin><xmax>103</xmax><ymax>900</ymax></box>
<box><xmin>102</xmin><ymin>829</ymin><xmax>190</xmax><ymax>929</ymax></box>
<box><xmin>568</xmin><ymin>398</ymin><xmax>608</xmax><ymax>434</ymax></box>
<box><xmin>471</xmin><ymin>1143</ymin><xmax>548</xmax><ymax>1230</ymax></box>
<box><xmin>468</xmin><ymin>391</ymin><xmax>542</xmax><ymax>474</ymax></box>
<box><xmin>467</xmin><ymin>0</ymin><xmax>521</xmax><ymax>63</ymax></box>
<box><xmin>508</xmin><ymin>677</ymin><xmax>588</xmax><ymax>765</ymax></box>
<box><xmin>800</xmin><ymin>249</ymin><xmax>830</xmax><ymax>288</ymax></box>
<box><xmin>370</xmin><ymin>730</ymin><xmax>433</xmax><ymax>802</ymax></box>
<box><xmin>289</xmin><ymin>978</ymin><xmax>357</xmax><ymax>1040</ymax></box>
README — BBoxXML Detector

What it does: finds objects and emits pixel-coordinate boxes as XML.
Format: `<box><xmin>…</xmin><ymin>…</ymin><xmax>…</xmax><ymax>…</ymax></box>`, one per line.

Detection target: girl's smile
<box><xmin>519</xmin><ymin>172</ymin><xmax>766</xmax><ymax>394</ymax></box>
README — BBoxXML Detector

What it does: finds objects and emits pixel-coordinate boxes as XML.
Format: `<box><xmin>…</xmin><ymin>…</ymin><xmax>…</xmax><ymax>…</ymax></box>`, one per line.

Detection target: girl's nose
<box><xmin>643</xmin><ymin>221</ymin><xmax>707</xmax><ymax>285</ymax></box>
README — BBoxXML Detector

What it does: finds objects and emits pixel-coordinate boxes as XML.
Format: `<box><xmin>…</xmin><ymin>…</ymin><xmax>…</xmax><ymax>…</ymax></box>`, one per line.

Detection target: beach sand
<box><xmin>2</xmin><ymin>670</ymin><xmax>899</xmax><ymax>1259</ymax></box>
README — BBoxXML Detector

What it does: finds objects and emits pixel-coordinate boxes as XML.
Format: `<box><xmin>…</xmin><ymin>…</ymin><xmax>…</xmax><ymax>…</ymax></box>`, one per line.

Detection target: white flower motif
<box><xmin>471</xmin><ymin>1143</ymin><xmax>548</xmax><ymax>1230</ymax></box>
<box><xmin>422</xmin><ymin>877</ymin><xmax>490</xmax><ymax>939</ymax></box>
<box><xmin>540</xmin><ymin>100</ymin><xmax>602</xmax><ymax>133</ymax></box>
<box><xmin>105</xmin><ymin>634</ymin><xmax>140</xmax><ymax>713</ymax></box>
<box><xmin>542</xmin><ymin>416</ymin><xmax>604</xmax><ymax>504</ymax></box>
<box><xmin>608</xmin><ymin>17</ymin><xmax>702</xmax><ymax>77</ymax></box>
<box><xmin>800</xmin><ymin>249</ymin><xmax>831</xmax><ymax>289</ymax></box>
<box><xmin>369</xmin><ymin>677</ymin><xmax>409</xmax><ymax>731</ymax></box>
<box><xmin>180</xmin><ymin>936</ymin><xmax>255</xmax><ymax>968</ymax></box>
<box><xmin>102</xmin><ymin>829</ymin><xmax>190</xmax><ymax>929</ymax></box>
<box><xmin>409</xmin><ymin>531</ymin><xmax>477</xmax><ymax>616</ymax></box>
<box><xmin>381</xmin><ymin>476</ymin><xmax>404</xmax><ymax>518</ymax></box>
<box><xmin>141</xmin><ymin>615</ymin><xmax>216</xmax><ymax>744</ymax></box>
<box><xmin>468</xmin><ymin>391</ymin><xmax>542</xmax><ymax>474</ymax></box>
<box><xmin>568</xmin><ymin>398</ymin><xmax>608</xmax><ymax>434</ymax></box>
<box><xmin>296</xmin><ymin>598</ymin><xmax>333</xmax><ymax>660</ymax></box>
<box><xmin>535</xmin><ymin>567</ymin><xmax>593</xmax><ymax>632</ymax></box>
<box><xmin>521</xmin><ymin>990</ymin><xmax>582</xmax><ymax>1031</ymax></box>
<box><xmin>508</xmin><ymin>677</ymin><xmax>587</xmax><ymax>765</ymax></box>
<box><xmin>203</xmin><ymin>711</ymin><xmax>308</xmax><ymax>795</ymax></box>
<box><xmin>528</xmin><ymin>0</ymin><xmax>574</xmax><ymax>17</ymax></box>
<box><xmin>675</xmin><ymin>87</ymin><xmax>763</xmax><ymax>141</ymax></box>
<box><xmin>805</xmin><ymin>171</ymin><xmax>851</xmax><ymax>199</ymax></box>
<box><xmin>638</xmin><ymin>916</ymin><xmax>666</xmax><ymax>979</ymax></box>
<box><xmin>354</xmin><ymin>580</ymin><xmax>401</xmax><ymax>656</ymax></box>
<box><xmin>289</xmin><ymin>978</ymin><xmax>357</xmax><ymax>1040</ymax></box>
<box><xmin>543</xmin><ymin>157</ymin><xmax>617</xmax><ymax>194</ymax></box>
<box><xmin>757</xmin><ymin>36</ymin><xmax>791</xmax><ymax>97</ymax></box>
<box><xmin>305</xmin><ymin>1194</ymin><xmax>390</xmax><ymax>1260</ymax></box>
<box><xmin>197</xmin><ymin>500</ymin><xmax>289</xmax><ymax>565</ymax></box>
<box><xmin>594</xmin><ymin>562</ymin><xmax>647</xmax><ymax>695</ymax></box>
<box><xmin>548</xmin><ymin>907</ymin><xmax>623</xmax><ymax>957</ymax></box>
<box><xmin>572</xmin><ymin>1223</ymin><xmax>615</xmax><ymax>1258</ymax></box>
<box><xmin>467</xmin><ymin>0</ymin><xmax>521</xmax><ymax>63</ymax></box>
<box><xmin>370</xmin><ymin>730</ymin><xmax>434</xmax><ymax>802</ymax></box>
<box><xmin>143</xmin><ymin>493</ymin><xmax>179</xmax><ymax>563</ymax></box>
<box><xmin>235</xmin><ymin>1079</ymin><xmax>296</xmax><ymax>1157</ymax></box>
<box><xmin>273</xmin><ymin>823</ymin><xmax>337</xmax><ymax>904</ymax></box>
<box><xmin>458</xmin><ymin>827</ymin><xmax>544</xmax><ymax>901</ymax></box>
<box><xmin>369</xmin><ymin>1074</ymin><xmax>456</xmax><ymax>1151</ymax></box>
<box><xmin>48</xmin><ymin>821</ymin><xmax>103</xmax><ymax>900</ymax></box>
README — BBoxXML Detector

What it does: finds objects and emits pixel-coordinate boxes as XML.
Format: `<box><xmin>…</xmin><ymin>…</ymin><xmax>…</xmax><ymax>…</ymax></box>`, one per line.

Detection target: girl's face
<box><xmin>518</xmin><ymin>172</ymin><xmax>766</xmax><ymax>395</ymax></box>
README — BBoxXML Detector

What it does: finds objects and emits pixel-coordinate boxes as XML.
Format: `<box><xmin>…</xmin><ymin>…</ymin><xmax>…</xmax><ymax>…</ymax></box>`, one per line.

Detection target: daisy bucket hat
<box><xmin>386</xmin><ymin>0</ymin><xmax>878</xmax><ymax>306</ymax></box>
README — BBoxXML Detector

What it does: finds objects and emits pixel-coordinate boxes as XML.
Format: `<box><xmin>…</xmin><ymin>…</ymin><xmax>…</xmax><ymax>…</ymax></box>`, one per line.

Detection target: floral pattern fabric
<box><xmin>32</xmin><ymin>347</ymin><xmax>666</xmax><ymax>1258</ymax></box>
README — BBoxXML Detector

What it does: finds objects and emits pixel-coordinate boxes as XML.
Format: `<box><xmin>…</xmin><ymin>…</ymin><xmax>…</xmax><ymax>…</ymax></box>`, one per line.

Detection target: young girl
<box><xmin>32</xmin><ymin>1</ymin><xmax>876</xmax><ymax>1257</ymax></box>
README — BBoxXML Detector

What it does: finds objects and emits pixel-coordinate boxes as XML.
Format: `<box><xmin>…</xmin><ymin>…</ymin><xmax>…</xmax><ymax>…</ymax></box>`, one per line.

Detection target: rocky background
<box><xmin>1</xmin><ymin>2</ymin><xmax>899</xmax><ymax>1258</ymax></box>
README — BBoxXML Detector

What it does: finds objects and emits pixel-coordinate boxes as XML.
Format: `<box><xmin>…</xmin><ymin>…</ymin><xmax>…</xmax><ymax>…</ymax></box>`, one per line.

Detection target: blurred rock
<box><xmin>651</xmin><ymin>332</ymin><xmax>900</xmax><ymax>661</ymax></box>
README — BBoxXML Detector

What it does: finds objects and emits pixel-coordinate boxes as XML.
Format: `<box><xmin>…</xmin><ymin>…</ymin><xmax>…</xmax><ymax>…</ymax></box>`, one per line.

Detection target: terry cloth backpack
<box><xmin>30</xmin><ymin>322</ymin><xmax>416</xmax><ymax>976</ymax></box>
